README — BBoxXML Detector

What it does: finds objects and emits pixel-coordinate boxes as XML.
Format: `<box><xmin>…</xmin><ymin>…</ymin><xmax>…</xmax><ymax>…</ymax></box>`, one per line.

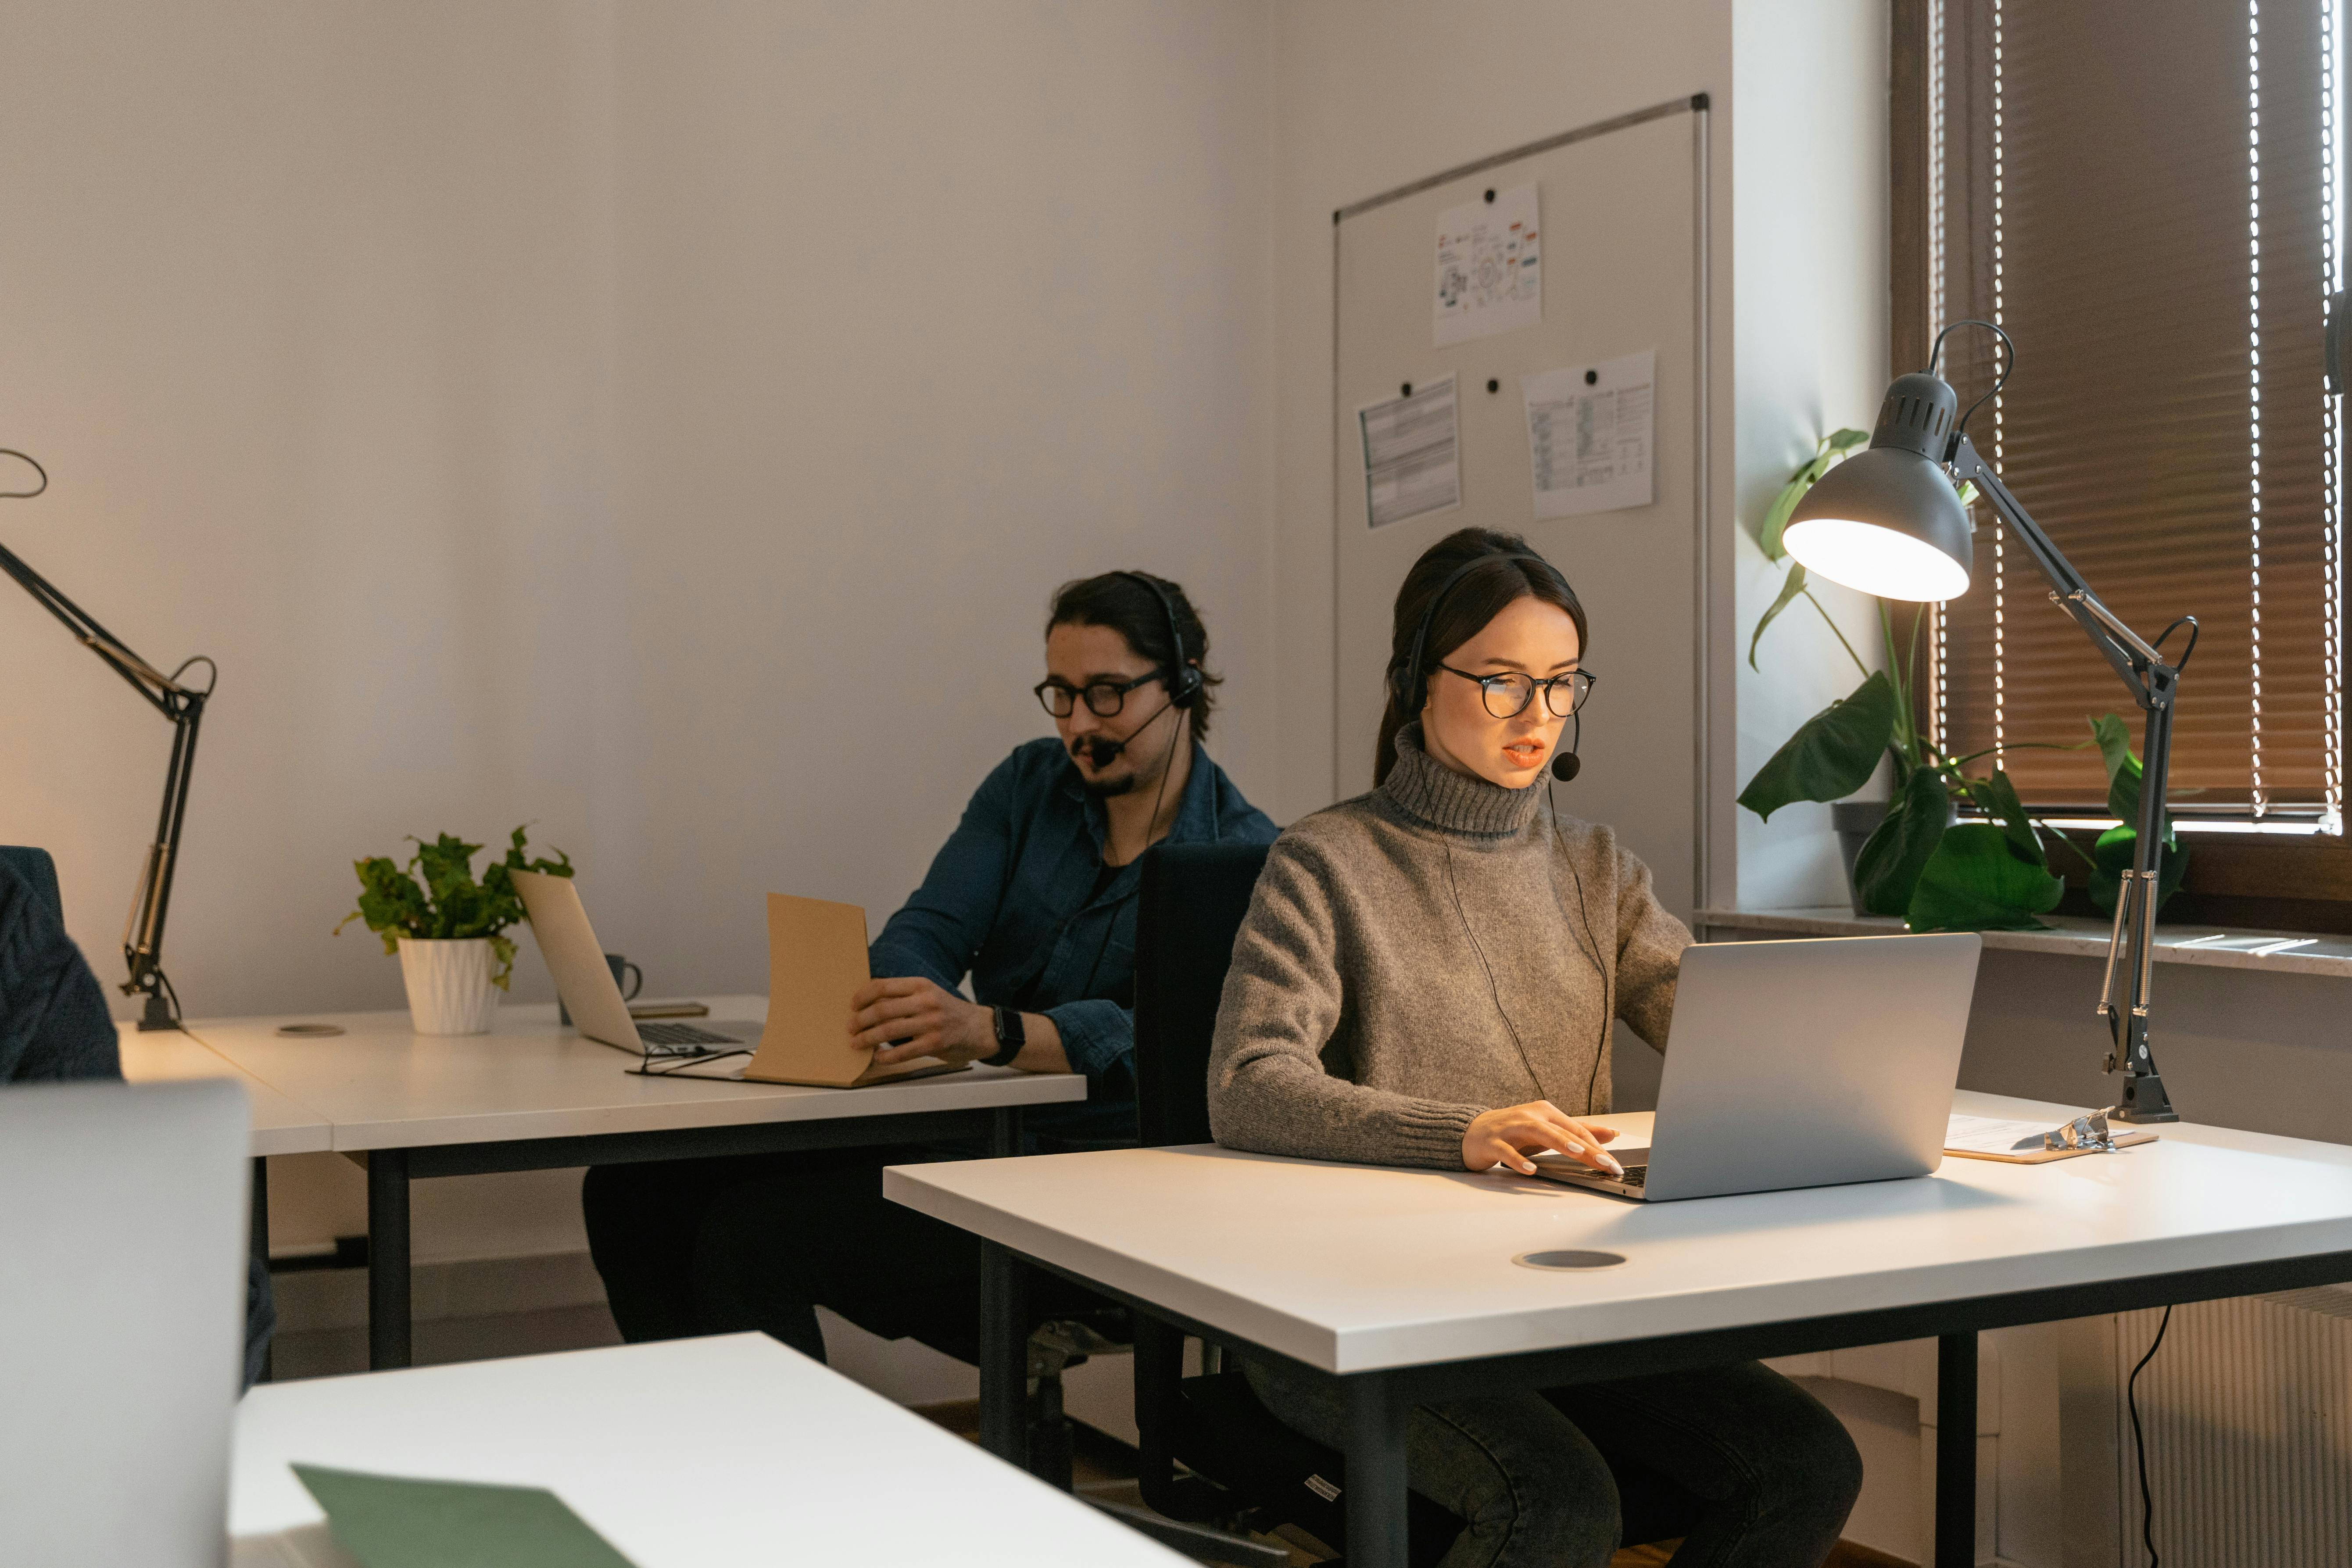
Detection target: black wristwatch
<box><xmin>985</xmin><ymin>1006</ymin><xmax>1026</xmax><ymax>1067</ymax></box>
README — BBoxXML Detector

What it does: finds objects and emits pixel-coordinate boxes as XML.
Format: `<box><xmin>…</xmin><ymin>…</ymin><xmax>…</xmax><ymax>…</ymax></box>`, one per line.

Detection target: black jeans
<box><xmin>1244</xmin><ymin>1355</ymin><xmax>1862</xmax><ymax>1568</ymax></box>
<box><xmin>581</xmin><ymin>1143</ymin><xmax>1108</xmax><ymax>1364</ymax></box>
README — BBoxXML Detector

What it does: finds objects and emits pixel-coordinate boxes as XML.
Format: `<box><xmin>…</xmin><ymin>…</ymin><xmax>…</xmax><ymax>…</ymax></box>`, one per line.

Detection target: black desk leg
<box><xmin>1936</xmin><ymin>1331</ymin><xmax>1977</xmax><ymax>1568</ymax></box>
<box><xmin>249</xmin><ymin>1156</ymin><xmax>272</xmax><ymax>1383</ymax></box>
<box><xmin>1344</xmin><ymin>1373</ymin><xmax>1410</xmax><ymax>1568</ymax></box>
<box><xmin>990</xmin><ymin>1105</ymin><xmax>1022</xmax><ymax>1158</ymax></box>
<box><xmin>367</xmin><ymin>1149</ymin><xmax>412</xmax><ymax>1371</ymax></box>
<box><xmin>978</xmin><ymin>1239</ymin><xmax>1030</xmax><ymax>1466</ymax></box>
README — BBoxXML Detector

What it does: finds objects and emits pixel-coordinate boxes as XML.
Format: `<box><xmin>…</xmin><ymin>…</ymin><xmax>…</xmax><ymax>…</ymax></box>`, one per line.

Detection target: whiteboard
<box><xmin>1331</xmin><ymin>99</ymin><xmax>1711</xmax><ymax>915</ymax></box>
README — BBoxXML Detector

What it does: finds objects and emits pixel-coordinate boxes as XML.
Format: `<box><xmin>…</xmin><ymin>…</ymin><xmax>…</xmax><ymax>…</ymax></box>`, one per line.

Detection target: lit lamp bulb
<box><xmin>1782</xmin><ymin>372</ymin><xmax>1978</xmax><ymax>603</ymax></box>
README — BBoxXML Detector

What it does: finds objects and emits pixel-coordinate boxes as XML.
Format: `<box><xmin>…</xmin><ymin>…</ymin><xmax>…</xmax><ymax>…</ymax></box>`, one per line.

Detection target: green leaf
<box><xmin>1736</xmin><ymin>670</ymin><xmax>1900</xmax><ymax>820</ymax></box>
<box><xmin>1964</xmin><ymin>768</ymin><xmax>2045</xmax><ymax>865</ymax></box>
<box><xmin>1758</xmin><ymin>462</ymin><xmax>1821</xmax><ymax>562</ymax></box>
<box><xmin>1825</xmin><ymin>427</ymin><xmax>1869</xmax><ymax>453</ymax></box>
<box><xmin>1747</xmin><ymin>561</ymin><xmax>1811</xmax><ymax>670</ymax></box>
<box><xmin>1853</xmin><ymin>766</ymin><xmax>1952</xmax><ymax>916</ymax></box>
<box><xmin>334</xmin><ymin>827</ymin><xmax>570</xmax><ymax>952</ymax></box>
<box><xmin>2087</xmin><ymin>826</ymin><xmax>2191</xmax><ymax>918</ymax></box>
<box><xmin>1906</xmin><ymin>823</ymin><xmax>2066</xmax><ymax>932</ymax></box>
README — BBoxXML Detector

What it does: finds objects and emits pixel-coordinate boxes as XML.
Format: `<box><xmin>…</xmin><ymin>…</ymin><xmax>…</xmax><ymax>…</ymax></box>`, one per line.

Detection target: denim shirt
<box><xmin>869</xmin><ymin>736</ymin><xmax>1278</xmax><ymax>1146</ymax></box>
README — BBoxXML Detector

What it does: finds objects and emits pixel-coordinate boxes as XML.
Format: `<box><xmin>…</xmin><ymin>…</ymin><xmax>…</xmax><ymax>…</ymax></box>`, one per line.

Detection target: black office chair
<box><xmin>1128</xmin><ymin>841</ymin><xmax>1698</xmax><ymax>1565</ymax></box>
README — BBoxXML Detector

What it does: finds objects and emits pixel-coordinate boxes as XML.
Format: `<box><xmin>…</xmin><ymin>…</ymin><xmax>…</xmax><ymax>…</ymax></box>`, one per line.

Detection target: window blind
<box><xmin>1921</xmin><ymin>0</ymin><xmax>2343</xmax><ymax>827</ymax></box>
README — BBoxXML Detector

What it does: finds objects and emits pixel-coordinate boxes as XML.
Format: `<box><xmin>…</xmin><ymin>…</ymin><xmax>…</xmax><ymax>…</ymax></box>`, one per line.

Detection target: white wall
<box><xmin>1730</xmin><ymin>0</ymin><xmax>1893</xmax><ymax>910</ymax></box>
<box><xmin>599</xmin><ymin>0</ymin><xmax>1278</xmax><ymax>998</ymax></box>
<box><xmin>1268</xmin><ymin>0</ymin><xmax>1736</xmax><ymax>833</ymax></box>
<box><xmin>1</xmin><ymin>0</ymin><xmax>1277</xmax><ymax>1024</ymax></box>
<box><xmin>0</xmin><ymin>2</ymin><xmax>619</xmax><ymax>1020</ymax></box>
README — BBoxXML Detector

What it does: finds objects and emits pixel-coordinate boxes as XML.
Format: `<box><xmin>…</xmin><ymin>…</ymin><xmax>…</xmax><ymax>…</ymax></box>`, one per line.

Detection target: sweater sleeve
<box><xmin>1611</xmin><ymin>844</ymin><xmax>1693</xmax><ymax>1051</ymax></box>
<box><xmin>1207</xmin><ymin>835</ymin><xmax>1483</xmax><ymax>1170</ymax></box>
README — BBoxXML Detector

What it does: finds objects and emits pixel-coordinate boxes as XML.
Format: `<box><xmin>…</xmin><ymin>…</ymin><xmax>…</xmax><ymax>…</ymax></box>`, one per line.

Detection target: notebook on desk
<box><xmin>648</xmin><ymin>893</ymin><xmax>968</xmax><ymax>1090</ymax></box>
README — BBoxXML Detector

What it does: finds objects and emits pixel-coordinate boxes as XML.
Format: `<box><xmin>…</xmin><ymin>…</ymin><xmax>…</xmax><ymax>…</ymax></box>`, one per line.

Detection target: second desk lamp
<box><xmin>1782</xmin><ymin>320</ymin><xmax>2190</xmax><ymax>1125</ymax></box>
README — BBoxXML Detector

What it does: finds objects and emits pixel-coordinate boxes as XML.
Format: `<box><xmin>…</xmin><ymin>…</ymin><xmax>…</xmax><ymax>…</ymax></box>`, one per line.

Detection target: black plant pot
<box><xmin>1831</xmin><ymin>798</ymin><xmax>1890</xmax><ymax>917</ymax></box>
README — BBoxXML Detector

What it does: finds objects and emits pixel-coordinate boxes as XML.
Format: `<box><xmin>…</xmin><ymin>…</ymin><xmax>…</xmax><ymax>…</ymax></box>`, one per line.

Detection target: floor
<box><xmin>912</xmin><ymin>1402</ymin><xmax>1913</xmax><ymax>1568</ymax></box>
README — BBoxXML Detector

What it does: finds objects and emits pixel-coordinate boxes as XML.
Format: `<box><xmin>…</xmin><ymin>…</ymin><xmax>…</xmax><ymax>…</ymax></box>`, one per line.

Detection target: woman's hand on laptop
<box><xmin>1464</xmin><ymin>1101</ymin><xmax>1623</xmax><ymax>1178</ymax></box>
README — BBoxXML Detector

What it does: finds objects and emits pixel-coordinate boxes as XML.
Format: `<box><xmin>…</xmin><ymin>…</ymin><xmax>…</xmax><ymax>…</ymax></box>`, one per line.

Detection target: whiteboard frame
<box><xmin>1328</xmin><ymin>93</ymin><xmax>1715</xmax><ymax>908</ymax></box>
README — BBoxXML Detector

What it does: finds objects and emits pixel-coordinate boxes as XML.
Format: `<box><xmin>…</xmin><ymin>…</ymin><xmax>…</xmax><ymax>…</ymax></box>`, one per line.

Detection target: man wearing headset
<box><xmin>581</xmin><ymin>570</ymin><xmax>1278</xmax><ymax>1361</ymax></box>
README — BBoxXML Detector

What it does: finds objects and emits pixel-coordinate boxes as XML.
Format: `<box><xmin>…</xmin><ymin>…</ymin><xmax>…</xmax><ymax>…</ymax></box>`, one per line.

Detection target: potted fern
<box><xmin>1741</xmin><ymin>433</ymin><xmax>2184</xmax><ymax>930</ymax></box>
<box><xmin>335</xmin><ymin>827</ymin><xmax>573</xmax><ymax>1035</ymax></box>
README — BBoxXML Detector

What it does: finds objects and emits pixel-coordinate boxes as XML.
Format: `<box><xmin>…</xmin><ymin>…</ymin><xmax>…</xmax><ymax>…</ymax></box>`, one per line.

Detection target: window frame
<box><xmin>1887</xmin><ymin>0</ymin><xmax>2352</xmax><ymax>931</ymax></box>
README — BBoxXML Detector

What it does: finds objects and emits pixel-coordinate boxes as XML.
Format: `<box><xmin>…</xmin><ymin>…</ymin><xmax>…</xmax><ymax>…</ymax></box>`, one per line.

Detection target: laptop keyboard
<box><xmin>635</xmin><ymin>1022</ymin><xmax>743</xmax><ymax>1054</ymax></box>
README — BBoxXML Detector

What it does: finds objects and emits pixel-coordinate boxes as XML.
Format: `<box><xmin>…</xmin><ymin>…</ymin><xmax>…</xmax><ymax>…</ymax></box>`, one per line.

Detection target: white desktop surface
<box><xmin>885</xmin><ymin>1089</ymin><xmax>2352</xmax><ymax>1375</ymax></box>
<box><xmin>117</xmin><ymin>1022</ymin><xmax>333</xmax><ymax>1156</ymax></box>
<box><xmin>183</xmin><ymin>996</ymin><xmax>1085</xmax><ymax>1152</ymax></box>
<box><xmin>227</xmin><ymin>1334</ymin><xmax>1183</xmax><ymax>1568</ymax></box>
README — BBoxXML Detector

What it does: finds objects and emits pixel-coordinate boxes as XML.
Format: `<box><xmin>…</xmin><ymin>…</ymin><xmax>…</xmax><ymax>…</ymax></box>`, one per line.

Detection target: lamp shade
<box><xmin>1783</xmin><ymin>447</ymin><xmax>1974</xmax><ymax>601</ymax></box>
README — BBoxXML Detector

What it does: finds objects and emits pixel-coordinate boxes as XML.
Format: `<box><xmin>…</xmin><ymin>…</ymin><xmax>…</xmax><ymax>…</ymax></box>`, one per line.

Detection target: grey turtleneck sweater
<box><xmin>1207</xmin><ymin>724</ymin><xmax>1693</xmax><ymax>1170</ymax></box>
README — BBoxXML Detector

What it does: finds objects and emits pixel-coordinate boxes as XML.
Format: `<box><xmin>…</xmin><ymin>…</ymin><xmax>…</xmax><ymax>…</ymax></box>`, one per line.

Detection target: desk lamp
<box><xmin>1</xmin><ymin>449</ymin><xmax>213</xmax><ymax>1031</ymax></box>
<box><xmin>1781</xmin><ymin>321</ymin><xmax>2189</xmax><ymax>1124</ymax></box>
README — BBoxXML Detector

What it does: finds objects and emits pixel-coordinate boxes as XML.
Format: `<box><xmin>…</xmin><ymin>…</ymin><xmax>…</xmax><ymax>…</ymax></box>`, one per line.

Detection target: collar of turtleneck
<box><xmin>1378</xmin><ymin>723</ymin><xmax>1546</xmax><ymax>838</ymax></box>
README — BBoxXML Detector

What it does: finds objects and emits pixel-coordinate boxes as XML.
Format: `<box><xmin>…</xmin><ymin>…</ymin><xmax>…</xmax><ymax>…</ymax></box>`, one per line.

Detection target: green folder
<box><xmin>292</xmin><ymin>1464</ymin><xmax>638</xmax><ymax>1568</ymax></box>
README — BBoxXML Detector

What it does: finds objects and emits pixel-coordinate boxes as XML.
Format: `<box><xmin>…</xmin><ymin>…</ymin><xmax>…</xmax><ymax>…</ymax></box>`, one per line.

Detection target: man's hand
<box><xmin>850</xmin><ymin>976</ymin><xmax>997</xmax><ymax>1067</ymax></box>
<box><xmin>1463</xmin><ymin>1100</ymin><xmax>1622</xmax><ymax>1177</ymax></box>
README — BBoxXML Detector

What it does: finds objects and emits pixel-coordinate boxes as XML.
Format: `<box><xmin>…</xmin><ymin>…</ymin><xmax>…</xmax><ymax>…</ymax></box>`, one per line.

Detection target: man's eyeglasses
<box><xmin>1438</xmin><ymin>665</ymin><xmax>1597</xmax><ymax>720</ymax></box>
<box><xmin>1035</xmin><ymin>671</ymin><xmax>1166</xmax><ymax>719</ymax></box>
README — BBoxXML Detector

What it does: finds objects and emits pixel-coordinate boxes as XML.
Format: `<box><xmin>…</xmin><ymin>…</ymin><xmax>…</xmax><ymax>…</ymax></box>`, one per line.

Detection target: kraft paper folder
<box><xmin>734</xmin><ymin>892</ymin><xmax>967</xmax><ymax>1089</ymax></box>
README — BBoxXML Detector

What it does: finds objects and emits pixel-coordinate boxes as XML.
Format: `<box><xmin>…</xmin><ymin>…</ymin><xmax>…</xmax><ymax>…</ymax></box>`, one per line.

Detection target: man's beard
<box><xmin>1073</xmin><ymin>739</ymin><xmax>1149</xmax><ymax>797</ymax></box>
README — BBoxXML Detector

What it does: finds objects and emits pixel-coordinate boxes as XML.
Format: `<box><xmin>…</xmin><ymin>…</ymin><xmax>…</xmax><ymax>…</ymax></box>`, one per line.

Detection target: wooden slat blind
<box><xmin>1925</xmin><ymin>0</ymin><xmax>2342</xmax><ymax>821</ymax></box>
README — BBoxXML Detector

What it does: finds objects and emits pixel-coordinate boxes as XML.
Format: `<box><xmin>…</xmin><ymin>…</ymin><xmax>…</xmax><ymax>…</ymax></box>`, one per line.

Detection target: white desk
<box><xmin>887</xmin><ymin>1089</ymin><xmax>2352</xmax><ymax>1568</ymax></box>
<box><xmin>229</xmin><ymin>1334</ymin><xmax>1184</xmax><ymax>1568</ymax></box>
<box><xmin>117</xmin><ymin>1023</ymin><xmax>333</xmax><ymax>1158</ymax></box>
<box><xmin>186</xmin><ymin>997</ymin><xmax>1087</xmax><ymax>1369</ymax></box>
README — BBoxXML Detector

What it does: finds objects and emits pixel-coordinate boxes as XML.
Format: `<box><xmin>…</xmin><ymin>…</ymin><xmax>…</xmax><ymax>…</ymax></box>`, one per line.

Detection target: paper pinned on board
<box><xmin>1523</xmin><ymin>349</ymin><xmax>1655</xmax><ymax>519</ymax></box>
<box><xmin>1434</xmin><ymin>184</ymin><xmax>1541</xmax><ymax>346</ymax></box>
<box><xmin>1358</xmin><ymin>374</ymin><xmax>1461</xmax><ymax>529</ymax></box>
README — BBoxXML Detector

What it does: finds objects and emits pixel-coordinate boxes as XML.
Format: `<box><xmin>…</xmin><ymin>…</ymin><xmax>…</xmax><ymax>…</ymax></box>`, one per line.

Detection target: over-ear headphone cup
<box><xmin>1171</xmin><ymin>669</ymin><xmax>1203</xmax><ymax>709</ymax></box>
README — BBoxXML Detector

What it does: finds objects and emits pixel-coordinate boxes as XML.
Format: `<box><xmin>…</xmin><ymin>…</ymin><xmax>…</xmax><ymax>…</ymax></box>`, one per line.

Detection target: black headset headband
<box><xmin>1112</xmin><ymin>570</ymin><xmax>1203</xmax><ymax>709</ymax></box>
<box><xmin>1392</xmin><ymin>548</ymin><xmax>1571</xmax><ymax>707</ymax></box>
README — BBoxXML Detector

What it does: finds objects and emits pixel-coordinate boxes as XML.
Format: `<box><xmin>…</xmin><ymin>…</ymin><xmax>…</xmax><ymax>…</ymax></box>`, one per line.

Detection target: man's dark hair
<box><xmin>1046</xmin><ymin>571</ymin><xmax>1222</xmax><ymax>740</ymax></box>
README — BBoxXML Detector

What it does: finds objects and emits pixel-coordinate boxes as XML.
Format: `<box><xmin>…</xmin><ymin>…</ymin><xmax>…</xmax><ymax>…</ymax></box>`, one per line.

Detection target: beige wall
<box><xmin>1</xmin><ymin>2</ymin><xmax>619</xmax><ymax>1020</ymax></box>
<box><xmin>1</xmin><ymin>1</ymin><xmax>1277</xmax><ymax>1023</ymax></box>
<box><xmin>1267</xmin><ymin>0</ymin><xmax>1737</xmax><ymax>845</ymax></box>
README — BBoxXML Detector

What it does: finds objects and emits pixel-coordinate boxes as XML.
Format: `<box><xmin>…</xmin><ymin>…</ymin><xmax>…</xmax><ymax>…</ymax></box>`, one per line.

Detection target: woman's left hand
<box><xmin>1463</xmin><ymin>1100</ymin><xmax>1622</xmax><ymax>1177</ymax></box>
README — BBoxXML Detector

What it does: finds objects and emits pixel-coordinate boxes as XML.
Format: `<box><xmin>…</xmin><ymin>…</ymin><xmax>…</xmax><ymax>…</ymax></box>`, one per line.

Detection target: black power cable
<box><xmin>2126</xmin><ymin>1304</ymin><xmax>2173</xmax><ymax>1568</ymax></box>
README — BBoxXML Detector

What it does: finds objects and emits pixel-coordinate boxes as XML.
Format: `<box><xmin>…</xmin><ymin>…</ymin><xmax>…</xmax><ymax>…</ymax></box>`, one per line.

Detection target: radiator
<box><xmin>2111</xmin><ymin>1288</ymin><xmax>2352</xmax><ymax>1567</ymax></box>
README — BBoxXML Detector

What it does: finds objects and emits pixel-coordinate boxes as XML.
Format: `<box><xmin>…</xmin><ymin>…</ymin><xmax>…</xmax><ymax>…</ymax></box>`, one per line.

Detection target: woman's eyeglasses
<box><xmin>1035</xmin><ymin>671</ymin><xmax>1165</xmax><ymax>718</ymax></box>
<box><xmin>1438</xmin><ymin>665</ymin><xmax>1597</xmax><ymax>720</ymax></box>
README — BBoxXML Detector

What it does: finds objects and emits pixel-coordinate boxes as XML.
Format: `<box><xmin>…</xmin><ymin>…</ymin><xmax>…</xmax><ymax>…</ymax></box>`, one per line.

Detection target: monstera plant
<box><xmin>1739</xmin><ymin>432</ymin><xmax>2185</xmax><ymax>931</ymax></box>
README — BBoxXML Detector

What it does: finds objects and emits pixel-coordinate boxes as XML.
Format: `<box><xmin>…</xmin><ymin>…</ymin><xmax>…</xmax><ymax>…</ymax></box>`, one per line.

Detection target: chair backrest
<box><xmin>1132</xmin><ymin>841</ymin><xmax>1271</xmax><ymax>1148</ymax></box>
<box><xmin>0</xmin><ymin>847</ymin><xmax>64</xmax><ymax>926</ymax></box>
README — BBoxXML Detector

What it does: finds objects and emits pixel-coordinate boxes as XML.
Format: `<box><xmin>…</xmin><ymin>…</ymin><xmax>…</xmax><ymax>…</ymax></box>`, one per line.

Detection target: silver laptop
<box><xmin>0</xmin><ymin>1078</ymin><xmax>249</xmax><ymax>1567</ymax></box>
<box><xmin>512</xmin><ymin>870</ymin><xmax>763</xmax><ymax>1060</ymax></box>
<box><xmin>1535</xmin><ymin>932</ymin><xmax>1982</xmax><ymax>1201</ymax></box>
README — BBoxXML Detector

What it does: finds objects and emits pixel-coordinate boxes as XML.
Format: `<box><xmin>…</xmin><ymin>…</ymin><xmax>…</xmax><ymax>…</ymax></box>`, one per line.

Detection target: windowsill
<box><xmin>1695</xmin><ymin>907</ymin><xmax>2352</xmax><ymax>981</ymax></box>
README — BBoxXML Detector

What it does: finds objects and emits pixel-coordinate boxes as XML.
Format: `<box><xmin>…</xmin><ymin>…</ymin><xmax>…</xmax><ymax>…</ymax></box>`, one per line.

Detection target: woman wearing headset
<box><xmin>1207</xmin><ymin>528</ymin><xmax>1861</xmax><ymax>1568</ymax></box>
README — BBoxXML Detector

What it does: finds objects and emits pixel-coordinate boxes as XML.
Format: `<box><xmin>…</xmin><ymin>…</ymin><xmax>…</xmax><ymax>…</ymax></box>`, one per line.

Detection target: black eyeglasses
<box><xmin>1438</xmin><ymin>665</ymin><xmax>1597</xmax><ymax>720</ymax></box>
<box><xmin>1035</xmin><ymin>671</ymin><xmax>1165</xmax><ymax>719</ymax></box>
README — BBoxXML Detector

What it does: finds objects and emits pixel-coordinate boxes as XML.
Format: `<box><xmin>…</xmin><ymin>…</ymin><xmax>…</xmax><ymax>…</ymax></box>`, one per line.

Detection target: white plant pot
<box><xmin>397</xmin><ymin>937</ymin><xmax>501</xmax><ymax>1036</ymax></box>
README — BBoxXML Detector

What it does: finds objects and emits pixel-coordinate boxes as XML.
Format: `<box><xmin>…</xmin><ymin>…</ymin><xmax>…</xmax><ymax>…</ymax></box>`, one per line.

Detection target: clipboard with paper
<box><xmin>1944</xmin><ymin>1110</ymin><xmax>2158</xmax><ymax>1165</ymax></box>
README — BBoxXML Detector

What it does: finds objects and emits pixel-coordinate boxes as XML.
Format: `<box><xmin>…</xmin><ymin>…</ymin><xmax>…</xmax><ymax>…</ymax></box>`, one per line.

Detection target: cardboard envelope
<box><xmin>737</xmin><ymin>892</ymin><xmax>968</xmax><ymax>1088</ymax></box>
